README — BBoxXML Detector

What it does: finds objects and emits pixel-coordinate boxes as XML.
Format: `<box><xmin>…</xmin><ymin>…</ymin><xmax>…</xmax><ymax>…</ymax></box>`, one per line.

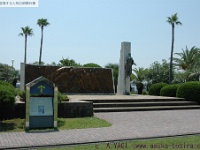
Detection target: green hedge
<box><xmin>149</xmin><ymin>82</ymin><xmax>167</xmax><ymax>96</ymax></box>
<box><xmin>0</xmin><ymin>81</ymin><xmax>15</xmax><ymax>105</ymax></box>
<box><xmin>58</xmin><ymin>92</ymin><xmax>69</xmax><ymax>103</ymax></box>
<box><xmin>160</xmin><ymin>84</ymin><xmax>179</xmax><ymax>97</ymax></box>
<box><xmin>176</xmin><ymin>81</ymin><xmax>200</xmax><ymax>103</ymax></box>
<box><xmin>18</xmin><ymin>90</ymin><xmax>69</xmax><ymax>103</ymax></box>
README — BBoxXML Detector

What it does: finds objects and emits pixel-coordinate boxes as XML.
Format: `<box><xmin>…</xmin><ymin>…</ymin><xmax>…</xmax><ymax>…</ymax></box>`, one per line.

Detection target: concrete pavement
<box><xmin>68</xmin><ymin>94</ymin><xmax>184</xmax><ymax>101</ymax></box>
<box><xmin>0</xmin><ymin>109</ymin><xmax>200</xmax><ymax>149</ymax></box>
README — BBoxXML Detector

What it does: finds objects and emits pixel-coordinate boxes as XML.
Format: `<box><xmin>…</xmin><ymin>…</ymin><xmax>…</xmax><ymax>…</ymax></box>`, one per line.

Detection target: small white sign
<box><xmin>0</xmin><ymin>0</ymin><xmax>38</xmax><ymax>7</ymax></box>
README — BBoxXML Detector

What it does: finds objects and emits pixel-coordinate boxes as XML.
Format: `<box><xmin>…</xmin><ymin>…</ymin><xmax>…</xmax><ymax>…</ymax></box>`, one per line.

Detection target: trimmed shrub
<box><xmin>160</xmin><ymin>84</ymin><xmax>179</xmax><ymax>97</ymax></box>
<box><xmin>0</xmin><ymin>81</ymin><xmax>16</xmax><ymax>120</ymax></box>
<box><xmin>149</xmin><ymin>82</ymin><xmax>167</xmax><ymax>96</ymax></box>
<box><xmin>0</xmin><ymin>81</ymin><xmax>16</xmax><ymax>104</ymax></box>
<box><xmin>142</xmin><ymin>91</ymin><xmax>148</xmax><ymax>95</ymax></box>
<box><xmin>19</xmin><ymin>90</ymin><xmax>26</xmax><ymax>102</ymax></box>
<box><xmin>58</xmin><ymin>92</ymin><xmax>69</xmax><ymax>103</ymax></box>
<box><xmin>18</xmin><ymin>90</ymin><xmax>69</xmax><ymax>103</ymax></box>
<box><xmin>0</xmin><ymin>80</ymin><xmax>15</xmax><ymax>89</ymax></box>
<box><xmin>176</xmin><ymin>81</ymin><xmax>200</xmax><ymax>103</ymax></box>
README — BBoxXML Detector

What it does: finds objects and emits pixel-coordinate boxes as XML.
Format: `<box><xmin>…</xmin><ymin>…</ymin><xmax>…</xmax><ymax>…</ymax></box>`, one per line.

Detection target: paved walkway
<box><xmin>68</xmin><ymin>94</ymin><xmax>184</xmax><ymax>101</ymax></box>
<box><xmin>1</xmin><ymin>109</ymin><xmax>200</xmax><ymax>149</ymax></box>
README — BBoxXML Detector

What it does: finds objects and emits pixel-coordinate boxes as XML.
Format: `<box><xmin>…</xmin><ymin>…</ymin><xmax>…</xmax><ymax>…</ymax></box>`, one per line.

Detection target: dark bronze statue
<box><xmin>125</xmin><ymin>53</ymin><xmax>134</xmax><ymax>77</ymax></box>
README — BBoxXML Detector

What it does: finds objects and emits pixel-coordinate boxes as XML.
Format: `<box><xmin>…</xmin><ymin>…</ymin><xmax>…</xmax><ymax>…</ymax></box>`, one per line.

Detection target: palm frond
<box><xmin>174</xmin><ymin>46</ymin><xmax>200</xmax><ymax>71</ymax></box>
<box><xmin>37</xmin><ymin>18</ymin><xmax>50</xmax><ymax>27</ymax></box>
<box><xmin>167</xmin><ymin>13</ymin><xmax>182</xmax><ymax>26</ymax></box>
<box><xmin>19</xmin><ymin>26</ymin><xmax>34</xmax><ymax>37</ymax></box>
<box><xmin>18</xmin><ymin>33</ymin><xmax>23</xmax><ymax>36</ymax></box>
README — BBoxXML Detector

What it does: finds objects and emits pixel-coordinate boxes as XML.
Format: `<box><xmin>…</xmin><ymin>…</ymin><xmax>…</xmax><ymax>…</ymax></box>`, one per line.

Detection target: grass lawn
<box><xmin>0</xmin><ymin>117</ymin><xmax>111</xmax><ymax>132</ymax></box>
<box><xmin>39</xmin><ymin>135</ymin><xmax>200</xmax><ymax>150</ymax></box>
<box><xmin>0</xmin><ymin>118</ymin><xmax>24</xmax><ymax>132</ymax></box>
<box><xmin>58</xmin><ymin>117</ymin><xmax>111</xmax><ymax>130</ymax></box>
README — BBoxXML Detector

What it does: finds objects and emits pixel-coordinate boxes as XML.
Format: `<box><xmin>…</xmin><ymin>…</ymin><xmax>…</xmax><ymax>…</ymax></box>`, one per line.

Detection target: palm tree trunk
<box><xmin>169</xmin><ymin>24</ymin><xmax>175</xmax><ymax>83</ymax></box>
<box><xmin>39</xmin><ymin>27</ymin><xmax>43</xmax><ymax>65</ymax></box>
<box><xmin>24</xmin><ymin>35</ymin><xmax>27</xmax><ymax>64</ymax></box>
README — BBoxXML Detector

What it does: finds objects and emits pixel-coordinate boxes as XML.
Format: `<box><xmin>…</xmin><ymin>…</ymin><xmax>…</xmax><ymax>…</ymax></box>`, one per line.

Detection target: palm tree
<box><xmin>37</xmin><ymin>18</ymin><xmax>50</xmax><ymax>65</ymax></box>
<box><xmin>167</xmin><ymin>13</ymin><xmax>182</xmax><ymax>83</ymax></box>
<box><xmin>189</xmin><ymin>67</ymin><xmax>200</xmax><ymax>81</ymax></box>
<box><xmin>132</xmin><ymin>67</ymin><xmax>147</xmax><ymax>82</ymax></box>
<box><xmin>174</xmin><ymin>46</ymin><xmax>200</xmax><ymax>70</ymax></box>
<box><xmin>174</xmin><ymin>46</ymin><xmax>200</xmax><ymax>81</ymax></box>
<box><xmin>19</xmin><ymin>26</ymin><xmax>34</xmax><ymax>64</ymax></box>
<box><xmin>132</xmin><ymin>67</ymin><xmax>148</xmax><ymax>94</ymax></box>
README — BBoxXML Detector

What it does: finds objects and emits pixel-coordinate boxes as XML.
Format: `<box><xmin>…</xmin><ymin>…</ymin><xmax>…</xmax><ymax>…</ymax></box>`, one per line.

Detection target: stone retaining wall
<box><xmin>0</xmin><ymin>102</ymin><xmax>93</xmax><ymax>120</ymax></box>
<box><xmin>58</xmin><ymin>101</ymin><xmax>93</xmax><ymax>118</ymax></box>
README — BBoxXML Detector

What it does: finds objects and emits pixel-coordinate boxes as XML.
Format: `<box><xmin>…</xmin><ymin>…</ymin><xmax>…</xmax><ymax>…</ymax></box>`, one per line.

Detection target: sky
<box><xmin>0</xmin><ymin>0</ymin><xmax>200</xmax><ymax>70</ymax></box>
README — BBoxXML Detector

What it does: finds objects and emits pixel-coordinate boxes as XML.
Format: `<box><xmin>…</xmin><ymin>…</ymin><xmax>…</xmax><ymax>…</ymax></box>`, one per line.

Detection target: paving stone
<box><xmin>0</xmin><ymin>109</ymin><xmax>200</xmax><ymax>149</ymax></box>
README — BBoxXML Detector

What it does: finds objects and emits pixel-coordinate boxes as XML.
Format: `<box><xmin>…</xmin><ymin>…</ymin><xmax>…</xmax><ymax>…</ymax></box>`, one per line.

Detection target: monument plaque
<box><xmin>25</xmin><ymin>76</ymin><xmax>58</xmax><ymax>129</ymax></box>
<box><xmin>30</xmin><ymin>97</ymin><xmax>53</xmax><ymax>116</ymax></box>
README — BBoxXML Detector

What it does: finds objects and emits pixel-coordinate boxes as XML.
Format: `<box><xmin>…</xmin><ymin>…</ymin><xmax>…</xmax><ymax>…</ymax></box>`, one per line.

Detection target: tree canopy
<box><xmin>173</xmin><ymin>46</ymin><xmax>200</xmax><ymax>82</ymax></box>
<box><xmin>0</xmin><ymin>63</ymin><xmax>15</xmax><ymax>83</ymax></box>
<box><xmin>59</xmin><ymin>58</ymin><xmax>82</xmax><ymax>67</ymax></box>
<box><xmin>83</xmin><ymin>63</ymin><xmax>102</xmax><ymax>68</ymax></box>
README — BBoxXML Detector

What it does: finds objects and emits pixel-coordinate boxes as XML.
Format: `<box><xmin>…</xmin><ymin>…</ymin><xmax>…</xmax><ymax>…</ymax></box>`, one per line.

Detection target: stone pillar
<box><xmin>20</xmin><ymin>63</ymin><xmax>25</xmax><ymax>92</ymax></box>
<box><xmin>117</xmin><ymin>42</ymin><xmax>131</xmax><ymax>95</ymax></box>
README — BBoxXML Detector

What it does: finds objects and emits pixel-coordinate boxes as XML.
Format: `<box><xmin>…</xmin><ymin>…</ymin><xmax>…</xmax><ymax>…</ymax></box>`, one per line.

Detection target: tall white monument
<box><xmin>117</xmin><ymin>42</ymin><xmax>134</xmax><ymax>95</ymax></box>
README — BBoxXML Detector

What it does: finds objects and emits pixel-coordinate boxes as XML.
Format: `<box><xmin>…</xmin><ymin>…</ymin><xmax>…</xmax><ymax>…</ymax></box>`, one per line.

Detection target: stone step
<box><xmin>70</xmin><ymin>95</ymin><xmax>200</xmax><ymax>113</ymax></box>
<box><xmin>93</xmin><ymin>101</ymin><xmax>198</xmax><ymax>108</ymax></box>
<box><xmin>85</xmin><ymin>98</ymin><xmax>185</xmax><ymax>103</ymax></box>
<box><xmin>94</xmin><ymin>105</ymin><xmax>200</xmax><ymax>113</ymax></box>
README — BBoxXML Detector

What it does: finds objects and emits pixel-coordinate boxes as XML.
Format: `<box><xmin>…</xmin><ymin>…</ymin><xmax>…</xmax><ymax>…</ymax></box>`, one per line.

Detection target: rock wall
<box><xmin>25</xmin><ymin>64</ymin><xmax>114</xmax><ymax>94</ymax></box>
<box><xmin>0</xmin><ymin>102</ymin><xmax>93</xmax><ymax>120</ymax></box>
